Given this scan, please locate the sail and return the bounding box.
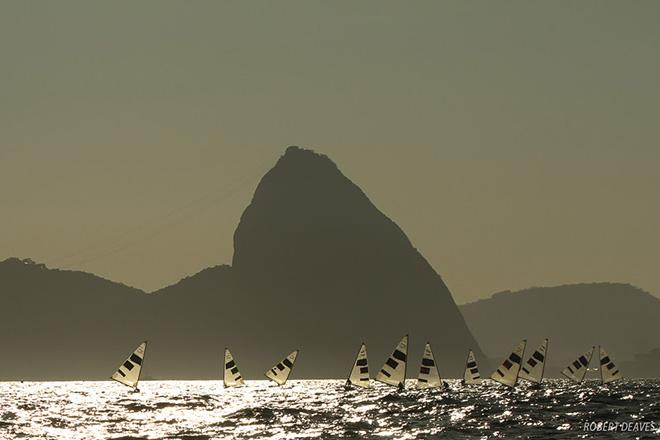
[599,346,623,384]
[375,335,408,388]
[490,339,527,387]
[519,338,548,384]
[463,350,482,384]
[347,343,370,388]
[264,350,298,386]
[561,347,594,383]
[416,342,442,389]
[111,341,147,389]
[223,348,245,387]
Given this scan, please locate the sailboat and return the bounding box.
[416,342,443,389]
[264,350,299,386]
[519,338,549,385]
[346,343,370,388]
[598,346,623,384]
[462,349,482,385]
[111,341,147,392]
[223,348,245,387]
[375,335,408,389]
[490,339,527,388]
[561,346,595,383]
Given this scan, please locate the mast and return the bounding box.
[598,345,604,384]
[540,339,548,382]
[135,340,147,389]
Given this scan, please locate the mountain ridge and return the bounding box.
[2,147,658,379]
[459,282,660,377]
[0,146,488,379]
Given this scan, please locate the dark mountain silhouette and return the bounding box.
[459,283,660,377]
[0,146,488,379]
[228,146,486,378]
[0,257,150,380]
[621,349,660,378]
[147,146,487,378]
[141,265,240,379]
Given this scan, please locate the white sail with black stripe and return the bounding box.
[599,346,622,384]
[375,335,408,388]
[463,350,482,384]
[416,342,442,389]
[347,343,370,388]
[519,338,548,384]
[490,339,526,388]
[111,341,147,389]
[264,350,298,386]
[561,346,594,383]
[223,348,245,387]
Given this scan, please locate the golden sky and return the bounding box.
[1,1,659,302]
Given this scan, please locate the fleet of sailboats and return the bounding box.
[108,337,624,392]
[561,346,622,384]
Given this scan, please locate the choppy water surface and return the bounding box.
[1,379,658,439]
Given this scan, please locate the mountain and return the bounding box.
[621,349,660,378]
[0,257,149,380]
[140,264,238,379]
[0,146,488,380]
[459,283,660,377]
[149,146,488,378]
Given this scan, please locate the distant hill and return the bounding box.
[459,283,660,377]
[0,146,487,380]
[0,257,149,380]
[621,349,660,378]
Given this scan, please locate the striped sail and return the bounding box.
[223,348,245,387]
[375,335,408,388]
[519,338,548,384]
[347,343,370,388]
[599,346,622,384]
[264,350,298,386]
[111,341,147,389]
[490,339,527,388]
[561,347,594,383]
[416,342,442,389]
[463,350,482,384]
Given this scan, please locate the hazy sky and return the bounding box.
[1,1,659,302]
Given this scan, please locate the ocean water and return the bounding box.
[0,379,658,439]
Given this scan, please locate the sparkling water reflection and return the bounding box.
[0,379,658,439]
